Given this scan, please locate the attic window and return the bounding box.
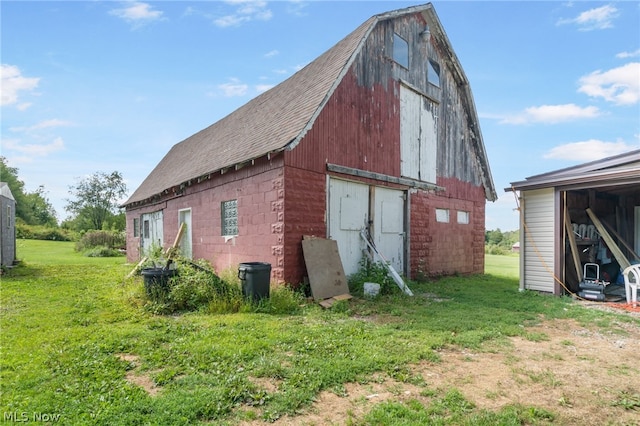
[393,33,409,68]
[221,199,238,236]
[428,59,440,87]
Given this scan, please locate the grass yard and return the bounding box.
[1,240,639,425]
[484,253,519,279]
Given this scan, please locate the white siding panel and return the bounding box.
[521,188,555,293]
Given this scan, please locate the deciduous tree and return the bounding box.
[66,171,127,231]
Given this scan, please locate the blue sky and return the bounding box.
[2,1,639,231]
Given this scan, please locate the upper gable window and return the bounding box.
[393,33,409,68]
[428,59,440,87]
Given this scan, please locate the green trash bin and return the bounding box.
[238,262,271,301]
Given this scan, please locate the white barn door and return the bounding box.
[328,179,369,277]
[400,85,437,184]
[141,210,164,256]
[328,178,406,277]
[373,187,405,275]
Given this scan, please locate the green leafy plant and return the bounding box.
[348,257,398,296]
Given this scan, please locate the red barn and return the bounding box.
[122,3,497,284]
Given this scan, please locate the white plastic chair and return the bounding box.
[622,264,640,306]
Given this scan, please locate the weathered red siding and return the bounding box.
[286,72,400,176]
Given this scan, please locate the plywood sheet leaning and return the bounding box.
[586,208,631,270]
[301,236,350,301]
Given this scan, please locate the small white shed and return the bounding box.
[0,182,17,268]
[507,150,640,295]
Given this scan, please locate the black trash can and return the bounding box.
[238,262,271,301]
[141,267,177,299]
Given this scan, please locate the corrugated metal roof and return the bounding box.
[507,149,640,192]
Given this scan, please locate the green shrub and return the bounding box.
[16,223,75,241]
[75,230,125,252]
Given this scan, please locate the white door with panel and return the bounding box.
[328,178,406,277]
[328,179,369,277]
[141,210,164,256]
[373,187,405,274]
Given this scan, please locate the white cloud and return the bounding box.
[1,64,40,107]
[557,4,619,31]
[578,62,640,105]
[10,119,73,133]
[616,49,640,59]
[215,0,272,28]
[218,78,248,97]
[500,104,601,125]
[543,139,636,161]
[264,50,279,58]
[109,2,164,28]
[2,137,65,157]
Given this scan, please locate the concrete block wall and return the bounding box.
[409,177,486,277]
[283,166,327,284]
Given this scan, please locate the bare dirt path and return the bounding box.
[243,314,640,425]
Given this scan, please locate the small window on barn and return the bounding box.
[133,218,140,237]
[457,211,470,224]
[393,33,409,68]
[221,199,238,236]
[436,208,449,223]
[143,220,150,239]
[428,59,440,87]
[6,206,11,227]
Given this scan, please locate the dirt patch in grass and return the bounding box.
[241,316,640,425]
[117,353,160,397]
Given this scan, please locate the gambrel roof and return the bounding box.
[124,3,495,207]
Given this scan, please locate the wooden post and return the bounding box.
[564,208,582,282]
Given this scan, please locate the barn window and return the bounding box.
[436,208,449,223]
[428,59,440,87]
[221,199,238,236]
[6,206,11,228]
[143,220,150,238]
[393,33,409,68]
[133,217,140,237]
[457,211,470,224]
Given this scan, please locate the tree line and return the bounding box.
[1,156,126,240]
[485,228,519,255]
